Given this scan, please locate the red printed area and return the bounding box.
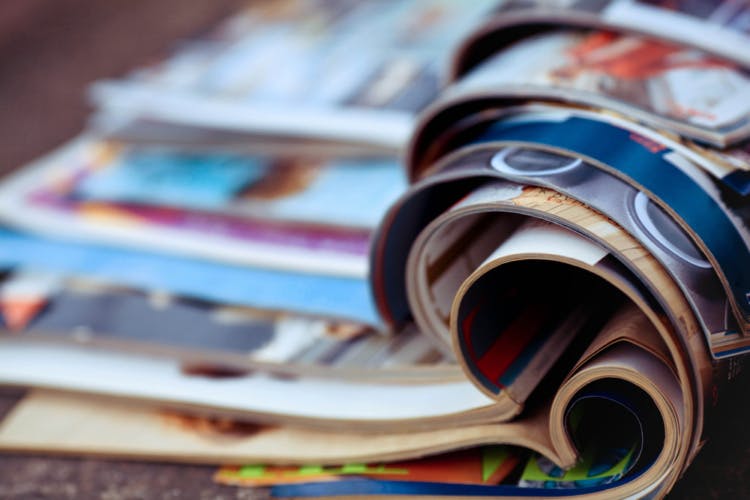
[463,302,547,388]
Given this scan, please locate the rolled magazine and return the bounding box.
[0,2,749,498]
[367,10,750,499]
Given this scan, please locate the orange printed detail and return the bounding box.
[559,31,733,81]
[629,133,666,154]
[1,299,47,331]
[669,103,717,122]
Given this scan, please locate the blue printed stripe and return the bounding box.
[271,477,633,497]
[0,228,378,324]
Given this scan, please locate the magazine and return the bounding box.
[0,136,406,278]
[453,0,750,91]
[450,28,750,149]
[91,0,498,150]
[0,1,749,499]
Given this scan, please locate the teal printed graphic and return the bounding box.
[78,150,268,209]
[76,150,407,228]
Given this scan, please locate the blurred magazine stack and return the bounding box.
[1,0,750,499]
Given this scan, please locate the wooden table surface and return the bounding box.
[0,1,748,498]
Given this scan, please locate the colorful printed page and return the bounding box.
[460,30,750,134]
[518,444,636,489]
[69,142,407,229]
[92,0,499,148]
[0,228,379,325]
[0,269,449,376]
[0,137,408,277]
[268,443,639,497]
[214,447,520,487]
[489,0,750,69]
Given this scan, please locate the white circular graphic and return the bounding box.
[490,148,582,176]
[631,191,711,269]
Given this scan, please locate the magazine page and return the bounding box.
[91,0,499,149]
[0,270,453,381]
[0,339,497,428]
[452,0,750,83]
[0,136,408,278]
[0,227,380,325]
[450,28,750,147]
[0,389,546,466]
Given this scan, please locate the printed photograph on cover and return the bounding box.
[460,30,750,133]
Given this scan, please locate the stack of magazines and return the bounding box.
[0,0,749,498]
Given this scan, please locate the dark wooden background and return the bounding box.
[0,1,748,498]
